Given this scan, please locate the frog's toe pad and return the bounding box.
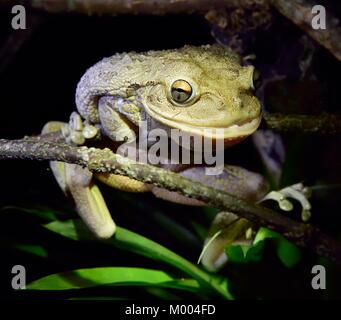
[93,222,116,239]
[259,183,312,222]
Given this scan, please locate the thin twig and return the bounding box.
[0,135,341,264]
[263,112,341,134]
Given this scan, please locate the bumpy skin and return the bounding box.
[76,45,261,143]
[45,45,266,271]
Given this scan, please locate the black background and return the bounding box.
[0,4,341,300]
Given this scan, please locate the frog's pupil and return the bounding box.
[172,89,188,102]
[171,80,192,103]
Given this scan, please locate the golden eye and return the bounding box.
[170,80,193,103]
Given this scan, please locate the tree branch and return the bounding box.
[1,135,341,264]
[0,0,240,15]
[271,0,341,62]
[2,0,341,61]
[263,112,341,134]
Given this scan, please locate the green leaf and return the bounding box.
[1,205,59,222]
[13,244,48,258]
[45,219,82,240]
[253,227,279,244]
[226,242,264,264]
[225,245,246,263]
[276,238,301,268]
[27,267,198,291]
[225,227,301,267]
[256,228,301,268]
[44,219,233,299]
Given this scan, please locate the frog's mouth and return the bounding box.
[144,106,262,142]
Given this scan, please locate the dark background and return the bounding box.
[0,3,341,300]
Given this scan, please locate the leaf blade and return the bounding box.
[44,219,233,299]
[27,267,196,291]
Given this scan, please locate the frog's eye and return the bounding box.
[170,80,193,104]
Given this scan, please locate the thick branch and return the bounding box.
[1,136,341,264]
[271,0,341,62]
[263,112,341,134]
[0,0,240,15]
[2,0,341,61]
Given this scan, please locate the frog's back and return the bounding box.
[75,45,242,123]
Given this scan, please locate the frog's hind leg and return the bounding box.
[42,121,116,239]
[95,172,151,193]
[199,211,253,272]
[65,164,116,238]
[42,121,70,193]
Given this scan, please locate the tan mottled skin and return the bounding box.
[44,45,267,270]
[76,45,261,141]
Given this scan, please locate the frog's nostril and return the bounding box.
[216,101,225,111]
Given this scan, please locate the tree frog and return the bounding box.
[42,45,307,271]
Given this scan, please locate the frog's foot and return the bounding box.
[62,111,100,145]
[199,211,253,272]
[200,182,312,271]
[42,120,115,239]
[259,183,312,222]
[65,163,116,239]
[51,161,116,238]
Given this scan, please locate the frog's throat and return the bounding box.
[143,107,262,140]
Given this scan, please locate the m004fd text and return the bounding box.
[169,304,215,315]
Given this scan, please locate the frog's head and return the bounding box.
[141,45,262,146]
[76,45,261,146]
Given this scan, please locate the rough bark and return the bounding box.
[1,135,341,264]
[263,112,341,134]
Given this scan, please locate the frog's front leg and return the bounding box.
[42,119,116,239]
[93,95,152,193]
[260,183,312,222]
